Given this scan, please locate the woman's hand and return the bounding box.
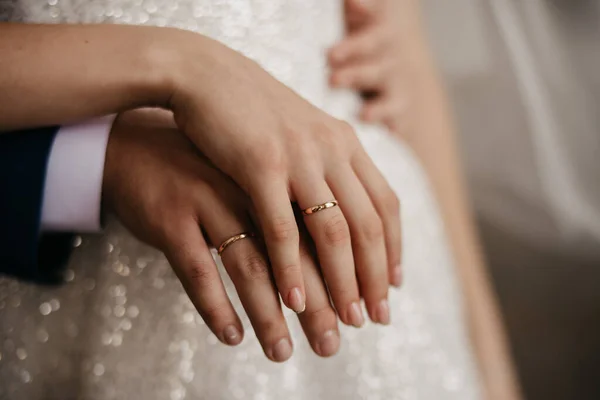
[329,0,420,135]
[160,31,402,323]
[102,110,341,361]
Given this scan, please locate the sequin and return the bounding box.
[73,236,82,247]
[113,305,125,318]
[36,329,49,343]
[126,305,139,318]
[15,348,27,360]
[93,363,105,377]
[38,303,51,316]
[64,269,75,282]
[20,370,31,383]
[49,299,60,312]
[0,1,481,399]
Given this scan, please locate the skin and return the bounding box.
[329,0,416,135]
[0,23,401,326]
[103,109,341,361]
[330,1,523,399]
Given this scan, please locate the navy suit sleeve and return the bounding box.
[0,127,73,284]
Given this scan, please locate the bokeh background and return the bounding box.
[422,0,600,399]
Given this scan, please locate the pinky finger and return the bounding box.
[352,151,403,288]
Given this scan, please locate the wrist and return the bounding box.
[131,27,182,108]
[140,28,208,108]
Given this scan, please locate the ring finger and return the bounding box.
[292,172,364,328]
[199,197,294,363]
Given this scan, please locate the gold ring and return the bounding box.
[217,232,255,256]
[302,200,339,216]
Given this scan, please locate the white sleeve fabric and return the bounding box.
[41,115,116,232]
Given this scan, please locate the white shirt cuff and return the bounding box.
[41,115,116,232]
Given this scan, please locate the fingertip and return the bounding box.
[366,298,390,325]
[269,337,294,362]
[222,324,244,346]
[315,329,340,357]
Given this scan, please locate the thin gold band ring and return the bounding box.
[302,200,339,216]
[217,232,255,256]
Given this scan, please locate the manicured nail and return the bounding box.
[392,265,402,287]
[377,299,390,325]
[288,287,306,313]
[348,301,365,327]
[316,330,340,357]
[223,325,242,346]
[271,338,293,362]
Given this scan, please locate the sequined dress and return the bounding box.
[0,1,481,399]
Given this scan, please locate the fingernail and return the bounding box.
[223,325,242,346]
[392,265,402,287]
[348,301,365,327]
[288,287,306,313]
[271,338,293,362]
[377,299,390,325]
[316,330,340,357]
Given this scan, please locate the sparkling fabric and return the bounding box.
[0,1,482,399]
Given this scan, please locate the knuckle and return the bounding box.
[336,120,356,139]
[186,260,216,289]
[296,140,318,160]
[255,319,284,340]
[266,218,299,243]
[330,285,357,302]
[303,303,334,320]
[237,253,271,281]
[358,216,384,244]
[277,262,301,279]
[250,143,286,173]
[200,301,231,326]
[323,213,351,247]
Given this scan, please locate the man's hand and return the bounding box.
[102,111,341,361]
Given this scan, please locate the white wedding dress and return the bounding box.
[0,1,481,399]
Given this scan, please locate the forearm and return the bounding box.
[401,15,523,400]
[0,23,177,130]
